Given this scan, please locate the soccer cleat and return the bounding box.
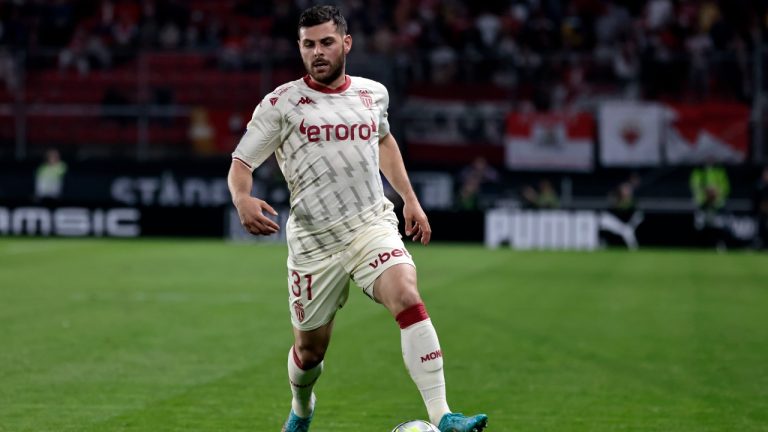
[281,410,313,432]
[438,412,489,432]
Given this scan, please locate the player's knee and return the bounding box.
[393,288,422,315]
[392,273,421,313]
[376,264,422,315]
[401,289,422,308]
[294,343,326,369]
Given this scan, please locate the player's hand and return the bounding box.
[234,196,280,236]
[403,196,431,245]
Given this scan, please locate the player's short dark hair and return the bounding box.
[298,5,348,37]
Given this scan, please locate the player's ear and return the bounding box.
[343,34,352,54]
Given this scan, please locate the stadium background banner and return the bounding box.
[503,111,595,172]
[0,203,226,237]
[598,101,664,167]
[399,96,509,164]
[2,199,757,250]
[664,102,749,165]
[485,209,756,250]
[0,160,758,247]
[598,101,751,167]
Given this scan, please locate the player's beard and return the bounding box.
[307,53,345,86]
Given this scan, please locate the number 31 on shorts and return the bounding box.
[290,270,314,300]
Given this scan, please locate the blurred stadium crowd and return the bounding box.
[0,0,767,248]
[0,0,762,101]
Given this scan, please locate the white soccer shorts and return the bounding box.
[286,220,415,331]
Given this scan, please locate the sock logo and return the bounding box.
[289,377,319,389]
[420,349,442,363]
[368,248,411,269]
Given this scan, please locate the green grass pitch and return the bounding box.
[1,238,767,431]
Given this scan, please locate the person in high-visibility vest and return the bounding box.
[690,163,730,211]
[690,163,730,249]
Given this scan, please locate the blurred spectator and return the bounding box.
[456,157,499,210]
[755,166,768,249]
[58,24,113,74]
[609,180,637,222]
[0,48,18,92]
[690,162,730,249]
[690,162,730,212]
[602,175,645,250]
[2,0,757,103]
[189,107,215,155]
[522,179,560,209]
[35,149,67,203]
[646,0,674,31]
[610,172,641,217]
[613,37,641,97]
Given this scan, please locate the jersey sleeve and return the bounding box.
[378,84,391,139]
[232,97,283,172]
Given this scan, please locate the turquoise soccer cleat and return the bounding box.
[437,412,489,432]
[281,410,313,432]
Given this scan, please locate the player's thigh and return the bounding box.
[287,256,350,332]
[372,263,422,316]
[348,224,417,305]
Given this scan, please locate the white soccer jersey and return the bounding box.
[233,75,398,261]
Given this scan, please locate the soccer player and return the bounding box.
[227,5,488,432]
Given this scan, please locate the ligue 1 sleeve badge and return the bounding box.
[358,89,373,108]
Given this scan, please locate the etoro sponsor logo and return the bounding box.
[367,247,411,269]
[0,207,140,237]
[299,117,378,143]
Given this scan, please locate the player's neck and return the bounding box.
[305,73,349,92]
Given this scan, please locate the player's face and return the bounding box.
[298,21,351,86]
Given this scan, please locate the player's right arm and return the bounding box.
[228,89,287,235]
[228,160,279,235]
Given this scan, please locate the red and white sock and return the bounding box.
[287,346,321,418]
[397,303,451,425]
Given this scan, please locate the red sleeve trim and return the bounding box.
[232,157,252,169]
[396,303,430,329]
[303,74,352,94]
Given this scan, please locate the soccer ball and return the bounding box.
[391,420,440,432]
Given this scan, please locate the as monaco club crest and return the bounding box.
[621,122,641,146]
[293,300,305,323]
[358,89,373,108]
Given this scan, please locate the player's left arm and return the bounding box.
[379,132,431,245]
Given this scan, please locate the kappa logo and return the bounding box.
[296,96,315,105]
[269,97,279,106]
[367,247,411,269]
[420,349,442,363]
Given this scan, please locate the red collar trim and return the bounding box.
[303,74,351,94]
